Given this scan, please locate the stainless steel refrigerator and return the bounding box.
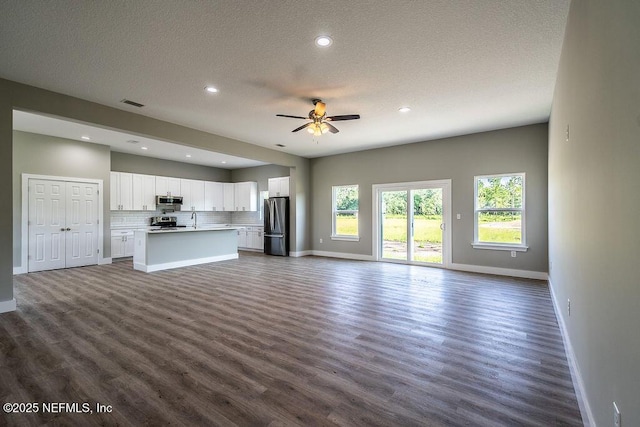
[264,197,289,256]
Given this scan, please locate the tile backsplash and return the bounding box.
[110,209,262,228]
[110,210,231,228]
[231,211,261,225]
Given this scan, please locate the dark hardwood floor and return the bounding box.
[1,253,583,426]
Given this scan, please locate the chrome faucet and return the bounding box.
[191,211,197,228]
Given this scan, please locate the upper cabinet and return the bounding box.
[223,182,235,211]
[268,176,290,197]
[234,181,258,211]
[110,172,133,210]
[204,181,224,211]
[181,179,205,212]
[155,176,181,196]
[132,174,156,211]
[111,172,258,212]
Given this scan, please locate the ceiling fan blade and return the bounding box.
[325,122,339,134]
[314,101,326,117]
[291,122,313,132]
[276,114,309,119]
[326,114,360,121]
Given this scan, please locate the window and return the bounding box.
[332,184,359,240]
[473,173,527,251]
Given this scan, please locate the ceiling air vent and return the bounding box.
[120,99,145,108]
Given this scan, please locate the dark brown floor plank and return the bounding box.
[1,253,583,426]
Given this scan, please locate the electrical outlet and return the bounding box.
[614,402,621,427]
[456,213,461,220]
[567,299,571,316]
[319,238,323,244]
[566,124,570,141]
[510,251,516,258]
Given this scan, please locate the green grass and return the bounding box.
[478,225,521,243]
[338,214,521,245]
[335,215,358,236]
[383,215,442,244]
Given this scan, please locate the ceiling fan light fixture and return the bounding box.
[315,35,333,47]
[320,123,329,134]
[307,126,315,134]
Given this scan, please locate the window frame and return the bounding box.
[331,184,360,241]
[472,173,528,252]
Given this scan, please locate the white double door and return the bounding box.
[28,179,99,272]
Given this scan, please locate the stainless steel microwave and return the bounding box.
[156,195,183,206]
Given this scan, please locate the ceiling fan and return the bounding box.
[277,99,360,136]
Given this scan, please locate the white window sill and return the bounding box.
[331,235,360,242]
[472,242,528,252]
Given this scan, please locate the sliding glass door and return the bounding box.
[376,180,450,267]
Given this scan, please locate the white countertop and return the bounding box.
[143,226,238,234]
[112,223,241,230]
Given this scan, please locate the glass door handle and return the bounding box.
[440,223,445,230]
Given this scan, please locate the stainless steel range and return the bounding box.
[149,216,185,230]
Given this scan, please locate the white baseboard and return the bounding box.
[134,253,238,273]
[0,298,17,313]
[15,258,112,274]
[290,250,312,257]
[311,250,375,261]
[449,262,548,280]
[548,277,594,427]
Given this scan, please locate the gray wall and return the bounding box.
[13,131,112,266]
[311,124,549,273]
[549,0,640,425]
[0,87,12,303]
[231,164,290,191]
[111,152,231,182]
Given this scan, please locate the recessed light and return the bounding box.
[141,146,148,150]
[185,154,191,158]
[81,135,91,140]
[204,86,218,93]
[398,107,411,113]
[315,35,333,47]
[221,161,227,164]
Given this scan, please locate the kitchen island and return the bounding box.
[133,227,238,272]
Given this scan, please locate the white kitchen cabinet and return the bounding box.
[156,176,181,196]
[180,179,205,211]
[250,227,264,250]
[238,226,264,250]
[234,181,258,211]
[110,172,133,210]
[204,181,224,211]
[236,227,247,248]
[268,176,290,197]
[132,173,156,211]
[111,229,135,258]
[223,182,235,211]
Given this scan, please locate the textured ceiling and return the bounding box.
[0,0,569,160]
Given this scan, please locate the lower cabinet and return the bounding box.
[111,230,135,258]
[237,226,264,251]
